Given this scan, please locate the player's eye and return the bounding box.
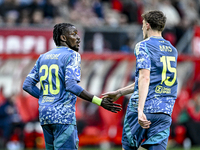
[71,32,76,36]
[69,33,76,36]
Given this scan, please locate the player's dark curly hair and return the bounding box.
[53,23,74,46]
[142,10,166,31]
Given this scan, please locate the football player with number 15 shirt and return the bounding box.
[103,10,178,150]
[23,23,121,150]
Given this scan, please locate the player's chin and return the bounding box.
[73,46,79,52]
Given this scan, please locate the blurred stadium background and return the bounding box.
[0,0,200,150]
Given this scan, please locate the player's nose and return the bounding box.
[76,36,80,43]
[77,35,80,40]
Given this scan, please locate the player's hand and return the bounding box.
[102,90,122,102]
[101,97,122,113]
[138,110,151,129]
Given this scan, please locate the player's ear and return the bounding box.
[60,35,67,42]
[146,23,151,30]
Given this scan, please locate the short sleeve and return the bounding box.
[65,52,81,82]
[135,42,151,70]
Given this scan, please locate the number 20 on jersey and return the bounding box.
[40,64,60,95]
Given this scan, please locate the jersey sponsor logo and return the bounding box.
[75,68,80,77]
[41,96,55,103]
[155,85,171,94]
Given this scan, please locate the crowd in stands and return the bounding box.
[0,88,41,149]
[0,0,199,48]
[0,0,199,28]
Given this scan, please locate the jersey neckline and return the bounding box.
[150,36,163,39]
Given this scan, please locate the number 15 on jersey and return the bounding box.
[160,56,177,87]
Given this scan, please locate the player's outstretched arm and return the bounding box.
[102,90,122,102]
[79,90,122,113]
[65,79,122,113]
[102,83,135,102]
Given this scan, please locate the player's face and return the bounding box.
[65,26,81,52]
[142,20,148,39]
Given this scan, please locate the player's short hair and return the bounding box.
[142,10,166,31]
[53,23,74,46]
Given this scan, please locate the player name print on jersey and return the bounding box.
[159,45,172,52]
[45,54,61,59]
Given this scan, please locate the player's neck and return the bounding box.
[60,41,70,48]
[148,30,162,38]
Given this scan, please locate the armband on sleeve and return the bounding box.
[92,96,102,106]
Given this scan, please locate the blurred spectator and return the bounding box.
[122,0,138,23]
[171,0,185,19]
[157,0,182,46]
[182,0,199,28]
[121,0,143,24]
[134,0,144,24]
[158,0,181,28]
[85,32,112,52]
[19,0,45,6]
[163,30,177,46]
[68,0,77,8]
[104,9,120,27]
[144,0,159,12]
[19,0,33,5]
[70,0,103,27]
[4,10,19,26]
[0,0,20,24]
[120,37,133,53]
[0,94,22,148]
[18,9,31,26]
[27,0,44,19]
[0,0,198,35]
[119,13,128,26]
[31,9,44,25]
[183,92,200,145]
[93,0,104,19]
[43,0,60,22]
[111,0,123,12]
[53,15,65,24]
[57,0,70,22]
[173,91,200,146]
